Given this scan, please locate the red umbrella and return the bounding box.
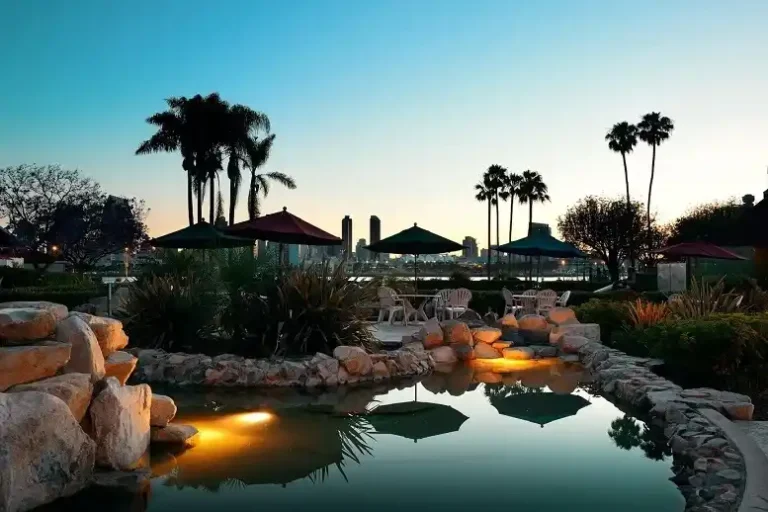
[654,242,747,260]
[226,207,341,246]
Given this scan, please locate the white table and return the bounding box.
[395,294,443,323]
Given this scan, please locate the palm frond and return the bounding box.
[264,172,296,189]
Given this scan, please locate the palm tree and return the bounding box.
[637,112,674,232]
[605,122,638,207]
[222,104,271,225]
[518,170,550,234]
[475,177,494,279]
[485,165,507,265]
[243,135,296,219]
[499,172,522,269]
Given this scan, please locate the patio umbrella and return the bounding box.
[227,207,342,246]
[150,221,254,249]
[495,233,587,282]
[654,242,747,288]
[364,223,464,286]
[366,401,468,442]
[489,391,589,427]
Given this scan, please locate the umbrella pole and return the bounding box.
[414,254,418,292]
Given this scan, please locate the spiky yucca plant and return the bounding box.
[668,277,743,320]
[626,299,669,329]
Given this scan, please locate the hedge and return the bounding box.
[0,268,97,289]
[0,287,103,309]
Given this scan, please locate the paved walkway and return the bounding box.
[737,421,768,458]
[367,322,421,344]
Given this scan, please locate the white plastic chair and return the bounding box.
[536,289,558,315]
[433,289,454,320]
[444,288,472,319]
[503,287,522,316]
[556,290,571,307]
[520,289,538,316]
[377,287,403,323]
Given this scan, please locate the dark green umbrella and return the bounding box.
[490,392,589,427]
[366,401,468,442]
[150,221,254,249]
[365,223,464,285]
[494,233,586,283]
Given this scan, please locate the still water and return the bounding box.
[62,361,685,511]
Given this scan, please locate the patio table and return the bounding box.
[396,294,443,322]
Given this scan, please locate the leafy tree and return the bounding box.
[558,196,651,281]
[605,122,638,207]
[474,176,494,279]
[485,165,507,264]
[637,112,674,232]
[668,199,753,246]
[518,170,550,234]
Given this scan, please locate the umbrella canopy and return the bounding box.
[150,221,254,249]
[227,207,341,246]
[654,242,747,261]
[495,232,587,258]
[365,224,464,255]
[489,391,589,426]
[366,401,468,441]
[0,226,19,248]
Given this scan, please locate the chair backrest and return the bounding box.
[536,289,558,309]
[558,290,571,306]
[378,287,398,307]
[502,287,516,305]
[520,289,537,310]
[437,289,453,305]
[450,288,472,307]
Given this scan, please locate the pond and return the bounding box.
[62,360,686,511]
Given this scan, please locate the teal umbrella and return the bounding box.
[489,391,589,427]
[150,221,254,249]
[494,233,586,282]
[366,401,468,442]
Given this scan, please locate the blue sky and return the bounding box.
[2,1,768,245]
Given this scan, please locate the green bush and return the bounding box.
[0,268,44,288]
[0,287,101,308]
[573,299,630,341]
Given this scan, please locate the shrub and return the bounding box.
[667,277,743,319]
[626,299,669,329]
[573,299,630,342]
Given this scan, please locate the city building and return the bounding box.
[480,248,489,260]
[369,215,381,262]
[341,215,353,257]
[462,236,478,259]
[355,238,368,262]
[529,222,551,236]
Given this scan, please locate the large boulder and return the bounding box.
[58,315,105,382]
[0,391,95,512]
[430,346,458,364]
[418,317,444,349]
[8,373,93,422]
[502,347,535,360]
[498,314,519,329]
[546,307,579,326]
[518,314,550,332]
[150,424,199,446]
[456,309,485,328]
[553,323,601,342]
[104,351,138,385]
[560,335,589,354]
[72,313,129,358]
[0,341,71,391]
[453,344,475,361]
[89,378,151,470]
[150,394,177,427]
[333,346,373,376]
[473,343,502,359]
[441,320,473,345]
[0,308,57,343]
[471,326,502,345]
[0,301,68,322]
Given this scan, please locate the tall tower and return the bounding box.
[342,215,353,257]
[369,215,381,262]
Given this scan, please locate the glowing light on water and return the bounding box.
[236,411,273,424]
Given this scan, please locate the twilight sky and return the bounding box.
[2,1,767,247]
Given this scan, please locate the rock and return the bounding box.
[474,342,501,359]
[440,320,473,345]
[0,341,71,391]
[419,317,444,349]
[8,373,93,422]
[560,335,589,354]
[0,301,68,322]
[475,372,502,384]
[553,323,601,342]
[559,354,580,363]
[518,314,549,332]
[315,357,340,383]
[150,394,177,427]
[372,361,390,380]
[333,346,373,376]
[533,345,558,358]
[453,344,475,361]
[91,468,151,494]
[58,315,106,382]
[445,365,474,395]
[545,307,578,326]
[0,391,95,511]
[499,314,519,329]
[430,346,458,364]
[715,469,741,482]
[72,313,129,358]
[0,307,57,342]
[483,311,499,326]
[503,347,535,360]
[500,329,525,344]
[724,402,754,421]
[492,341,511,351]
[471,326,502,345]
[456,309,484,326]
[89,377,151,470]
[104,351,138,385]
[150,424,199,446]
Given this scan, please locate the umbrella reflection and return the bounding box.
[485,383,590,427]
[367,401,469,442]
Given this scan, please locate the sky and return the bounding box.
[2,0,768,247]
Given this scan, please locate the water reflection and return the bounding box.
[485,383,590,427]
[367,402,468,442]
[607,414,672,461]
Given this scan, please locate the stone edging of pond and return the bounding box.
[128,343,433,388]
[578,341,758,512]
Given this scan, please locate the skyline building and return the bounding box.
[462,236,478,259]
[369,215,381,262]
[342,215,353,257]
[355,238,369,262]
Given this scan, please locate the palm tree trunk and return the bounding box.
[623,152,635,273]
[228,179,236,226]
[508,200,514,271]
[647,143,656,234]
[495,193,500,266]
[187,171,194,226]
[528,202,533,235]
[197,185,203,223]
[487,199,492,280]
[209,175,215,224]
[622,152,631,206]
